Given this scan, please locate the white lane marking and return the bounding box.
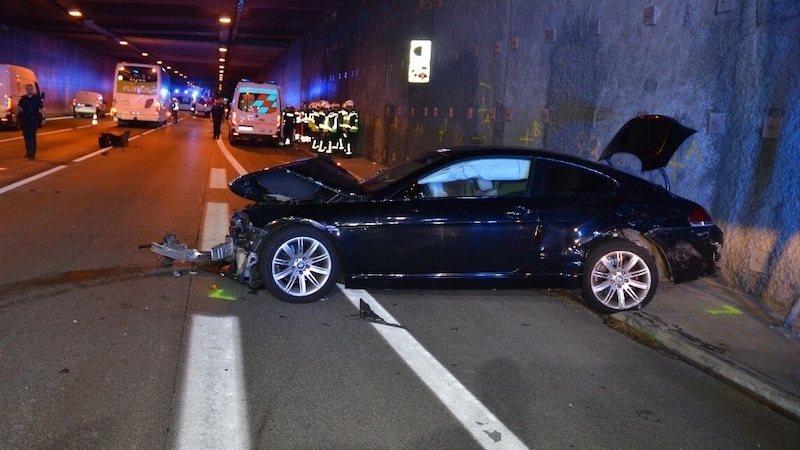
[37,128,72,136]
[0,127,72,142]
[200,202,229,251]
[73,131,143,162]
[175,315,250,450]
[216,139,247,176]
[339,287,529,449]
[209,168,228,189]
[0,166,67,195]
[74,147,112,161]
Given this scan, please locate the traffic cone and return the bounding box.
[92,113,98,126]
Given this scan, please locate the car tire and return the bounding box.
[259,225,339,303]
[581,239,658,314]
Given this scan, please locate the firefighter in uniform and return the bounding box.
[318,101,338,154]
[309,101,323,152]
[329,102,342,153]
[338,99,359,157]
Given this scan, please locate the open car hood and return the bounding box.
[599,115,696,171]
[229,156,366,202]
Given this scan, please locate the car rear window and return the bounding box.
[533,158,617,195]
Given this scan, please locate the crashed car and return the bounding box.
[153,115,723,314]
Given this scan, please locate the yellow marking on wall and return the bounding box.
[439,118,449,143]
[413,122,424,139]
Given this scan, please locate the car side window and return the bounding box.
[416,158,531,199]
[532,158,617,195]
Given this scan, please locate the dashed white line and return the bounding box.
[174,315,250,450]
[200,202,229,251]
[209,168,228,189]
[0,166,67,195]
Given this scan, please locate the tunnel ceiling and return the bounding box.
[3,0,345,93]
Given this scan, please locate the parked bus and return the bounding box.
[229,81,282,144]
[112,63,170,126]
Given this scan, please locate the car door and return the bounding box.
[527,157,618,279]
[361,157,539,277]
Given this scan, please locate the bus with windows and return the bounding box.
[112,63,170,126]
[228,81,282,144]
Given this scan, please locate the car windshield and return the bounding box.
[360,150,449,192]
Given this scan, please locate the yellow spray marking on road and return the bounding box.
[706,305,743,315]
[209,285,236,301]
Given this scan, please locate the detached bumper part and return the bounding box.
[150,234,234,264]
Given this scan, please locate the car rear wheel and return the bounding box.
[259,226,339,303]
[582,239,658,314]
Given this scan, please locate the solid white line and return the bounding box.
[0,166,67,195]
[339,287,530,449]
[200,202,229,251]
[209,168,228,189]
[216,139,248,176]
[175,315,250,450]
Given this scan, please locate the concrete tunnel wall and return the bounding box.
[2,1,799,311]
[0,25,116,116]
[271,0,800,312]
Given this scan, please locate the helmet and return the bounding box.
[343,100,355,109]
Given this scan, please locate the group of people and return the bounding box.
[282,99,360,157]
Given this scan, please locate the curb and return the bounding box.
[610,310,800,422]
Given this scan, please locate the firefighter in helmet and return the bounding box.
[338,99,359,157]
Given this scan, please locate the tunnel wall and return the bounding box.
[297,0,800,310]
[0,24,116,117]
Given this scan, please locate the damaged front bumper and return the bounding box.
[151,233,236,265]
[151,226,264,288]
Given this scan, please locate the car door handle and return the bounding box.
[506,205,533,219]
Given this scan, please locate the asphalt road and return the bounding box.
[1,116,797,449]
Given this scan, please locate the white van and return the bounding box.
[0,64,45,129]
[73,91,107,118]
[229,81,282,144]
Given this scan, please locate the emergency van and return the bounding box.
[228,81,282,144]
[0,64,45,129]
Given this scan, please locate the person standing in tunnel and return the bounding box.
[171,98,179,123]
[17,84,44,159]
[211,98,225,139]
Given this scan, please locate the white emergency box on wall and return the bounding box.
[408,40,432,83]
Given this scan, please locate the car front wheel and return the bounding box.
[582,239,658,314]
[259,226,339,303]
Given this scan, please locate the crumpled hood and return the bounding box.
[228,156,366,202]
[600,115,696,171]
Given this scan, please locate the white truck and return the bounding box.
[0,64,45,129]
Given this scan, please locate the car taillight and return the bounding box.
[689,206,714,227]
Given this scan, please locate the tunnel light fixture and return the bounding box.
[119,40,128,46]
[219,47,227,52]
[219,17,231,24]
[141,52,149,57]
[68,9,82,18]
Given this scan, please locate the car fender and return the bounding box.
[583,229,670,282]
